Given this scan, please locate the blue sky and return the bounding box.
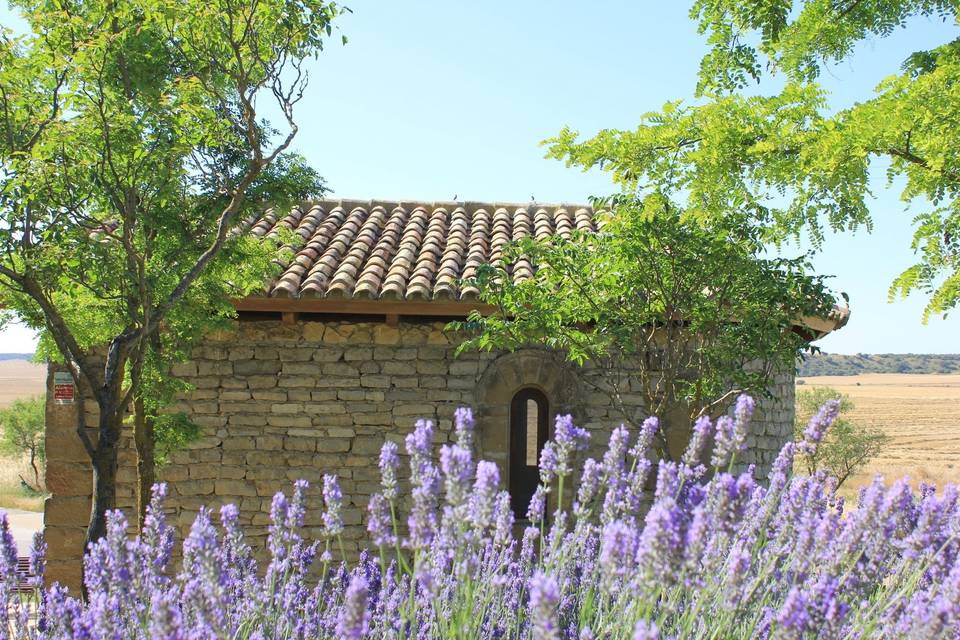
[0,1,957,354]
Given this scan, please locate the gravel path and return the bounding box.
[3,508,42,554]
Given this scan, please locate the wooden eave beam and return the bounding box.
[232,296,496,318]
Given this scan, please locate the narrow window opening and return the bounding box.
[510,388,549,519]
[525,398,539,466]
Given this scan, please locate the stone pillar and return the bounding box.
[43,364,92,593]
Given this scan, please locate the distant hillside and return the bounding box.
[799,353,960,377]
[0,353,34,362]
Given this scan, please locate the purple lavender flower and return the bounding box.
[635,498,682,590]
[337,574,371,639]
[288,479,310,529]
[527,485,547,524]
[629,416,660,459]
[28,530,46,584]
[799,399,841,455]
[775,586,811,638]
[11,405,960,639]
[723,542,752,608]
[471,461,500,530]
[149,590,185,640]
[575,458,603,518]
[142,483,174,580]
[323,474,344,537]
[734,394,755,432]
[539,442,559,485]
[553,414,590,477]
[683,416,713,466]
[181,507,226,631]
[367,493,396,547]
[0,513,16,584]
[493,491,514,544]
[633,619,659,640]
[440,443,473,508]
[454,406,475,449]
[602,425,630,476]
[405,422,441,550]
[710,416,737,468]
[379,440,400,501]
[528,571,560,640]
[406,418,434,459]
[268,490,290,558]
[599,520,637,593]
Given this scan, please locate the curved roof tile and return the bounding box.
[251,199,596,301]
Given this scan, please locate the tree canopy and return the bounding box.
[456,198,835,458]
[0,395,45,491]
[548,0,960,321]
[0,0,344,549]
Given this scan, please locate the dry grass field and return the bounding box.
[0,359,45,409]
[0,359,46,511]
[797,373,960,497]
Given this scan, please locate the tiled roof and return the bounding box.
[246,200,597,301]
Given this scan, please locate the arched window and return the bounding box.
[509,388,548,519]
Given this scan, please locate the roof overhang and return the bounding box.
[233,296,494,318]
[793,306,850,341]
[233,296,851,341]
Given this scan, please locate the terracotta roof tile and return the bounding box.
[249,199,596,301]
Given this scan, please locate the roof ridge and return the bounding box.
[300,198,594,211]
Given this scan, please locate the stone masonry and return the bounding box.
[43,318,796,591]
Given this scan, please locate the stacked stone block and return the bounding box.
[43,319,796,591]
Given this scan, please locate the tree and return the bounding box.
[794,386,889,487]
[548,1,960,321]
[0,0,344,556]
[455,197,835,459]
[0,395,45,491]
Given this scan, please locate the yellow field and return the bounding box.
[0,360,45,408]
[797,374,960,496]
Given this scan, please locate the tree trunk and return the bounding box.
[133,396,155,529]
[84,406,122,558]
[29,448,40,491]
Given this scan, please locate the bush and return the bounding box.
[0,395,45,491]
[3,399,958,638]
[795,387,889,488]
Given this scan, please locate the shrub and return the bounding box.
[795,386,890,488]
[3,399,959,638]
[0,395,45,491]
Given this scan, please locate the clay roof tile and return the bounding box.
[252,199,596,301]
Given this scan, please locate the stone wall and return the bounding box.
[43,318,796,591]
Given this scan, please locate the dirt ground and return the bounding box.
[797,373,960,497]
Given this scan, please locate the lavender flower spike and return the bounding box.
[379,440,400,501]
[527,485,547,524]
[529,571,561,640]
[337,574,371,639]
[454,406,475,449]
[629,416,660,459]
[682,416,713,466]
[322,474,344,537]
[471,461,500,530]
[633,619,659,640]
[799,399,841,455]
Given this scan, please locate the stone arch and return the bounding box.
[473,349,582,482]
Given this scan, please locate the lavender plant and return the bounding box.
[3,398,959,639]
